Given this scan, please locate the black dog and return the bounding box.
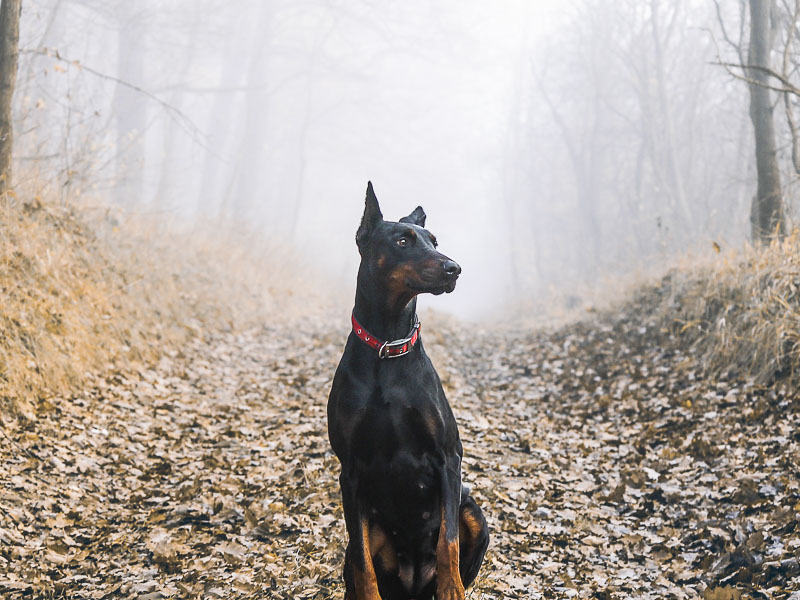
[327,182,488,600]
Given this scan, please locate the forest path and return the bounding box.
[1,311,798,599]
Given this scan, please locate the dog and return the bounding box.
[327,182,489,600]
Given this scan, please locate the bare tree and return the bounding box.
[0,0,21,194]
[506,0,761,292]
[648,0,693,229]
[112,1,147,205]
[219,1,275,222]
[746,0,787,242]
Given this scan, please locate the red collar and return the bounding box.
[351,312,421,359]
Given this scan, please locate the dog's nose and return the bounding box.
[443,260,461,277]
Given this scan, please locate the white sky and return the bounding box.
[282,0,563,317]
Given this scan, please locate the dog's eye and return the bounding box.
[430,236,438,248]
[397,237,409,247]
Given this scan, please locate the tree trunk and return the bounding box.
[0,0,21,194]
[153,31,196,207]
[650,0,693,232]
[197,37,242,216]
[113,2,146,205]
[219,2,274,222]
[747,0,786,242]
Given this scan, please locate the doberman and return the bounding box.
[327,182,489,600]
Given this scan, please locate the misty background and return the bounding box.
[12,0,792,317]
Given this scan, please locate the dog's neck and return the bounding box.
[353,270,418,343]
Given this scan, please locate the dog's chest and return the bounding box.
[355,403,443,534]
[352,382,446,458]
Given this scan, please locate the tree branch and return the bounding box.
[712,60,800,96]
[782,0,800,174]
[713,0,746,65]
[21,47,206,144]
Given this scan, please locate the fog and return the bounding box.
[13,0,794,317]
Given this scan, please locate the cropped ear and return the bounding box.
[399,206,426,227]
[356,181,383,248]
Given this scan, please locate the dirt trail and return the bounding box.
[1,310,798,599]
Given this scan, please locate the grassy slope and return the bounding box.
[619,236,800,389]
[0,192,311,422]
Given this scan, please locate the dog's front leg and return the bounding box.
[341,472,382,600]
[436,455,465,600]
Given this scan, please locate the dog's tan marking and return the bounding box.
[369,522,398,572]
[384,264,418,312]
[459,508,483,544]
[436,505,465,600]
[352,517,382,600]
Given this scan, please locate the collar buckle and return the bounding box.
[377,319,420,359]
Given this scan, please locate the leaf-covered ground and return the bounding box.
[1,306,799,599]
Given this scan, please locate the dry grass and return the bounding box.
[626,233,800,386]
[1,194,118,419]
[0,189,339,421]
[4,177,795,426]
[504,233,800,388]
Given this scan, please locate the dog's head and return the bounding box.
[356,182,461,300]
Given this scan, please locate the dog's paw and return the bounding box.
[436,581,465,600]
